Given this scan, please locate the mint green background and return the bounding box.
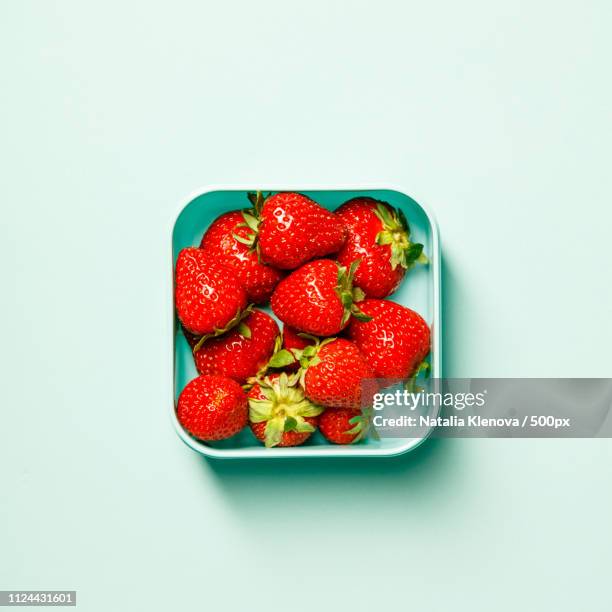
[1,1,611,611]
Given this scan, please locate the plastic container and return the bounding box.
[171,186,441,459]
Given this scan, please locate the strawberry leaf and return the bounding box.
[192,304,253,353]
[297,404,324,418]
[345,422,363,436]
[237,322,251,339]
[294,417,316,432]
[284,416,298,431]
[348,258,361,280]
[248,398,275,422]
[352,287,365,303]
[267,349,297,368]
[241,211,260,232]
[397,207,410,234]
[350,305,373,322]
[246,190,268,215]
[374,203,395,227]
[376,231,394,246]
[233,232,255,247]
[404,359,431,393]
[345,411,371,442]
[301,345,317,358]
[264,416,285,447]
[340,309,352,326]
[405,243,424,264]
[340,291,354,308]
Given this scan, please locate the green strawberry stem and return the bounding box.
[346,408,373,443]
[243,334,284,391]
[335,260,372,325]
[237,321,251,339]
[249,372,324,447]
[233,191,270,253]
[267,348,298,369]
[374,203,428,270]
[403,360,431,394]
[264,335,336,390]
[246,190,268,216]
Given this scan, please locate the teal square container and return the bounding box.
[171,186,441,459]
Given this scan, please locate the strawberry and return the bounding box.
[175,247,248,336]
[199,210,283,303]
[302,339,374,409]
[275,337,374,409]
[193,309,279,384]
[248,372,323,447]
[270,259,370,336]
[177,374,248,441]
[336,197,427,298]
[348,299,430,379]
[255,192,347,269]
[282,324,314,353]
[319,408,370,444]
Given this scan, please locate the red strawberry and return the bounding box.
[256,192,347,269]
[270,259,370,336]
[177,374,248,441]
[200,210,283,303]
[348,299,430,379]
[248,372,323,447]
[299,338,374,409]
[336,197,427,298]
[193,309,279,384]
[319,408,370,444]
[175,247,248,336]
[282,324,313,353]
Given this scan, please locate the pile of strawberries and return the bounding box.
[175,192,431,448]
